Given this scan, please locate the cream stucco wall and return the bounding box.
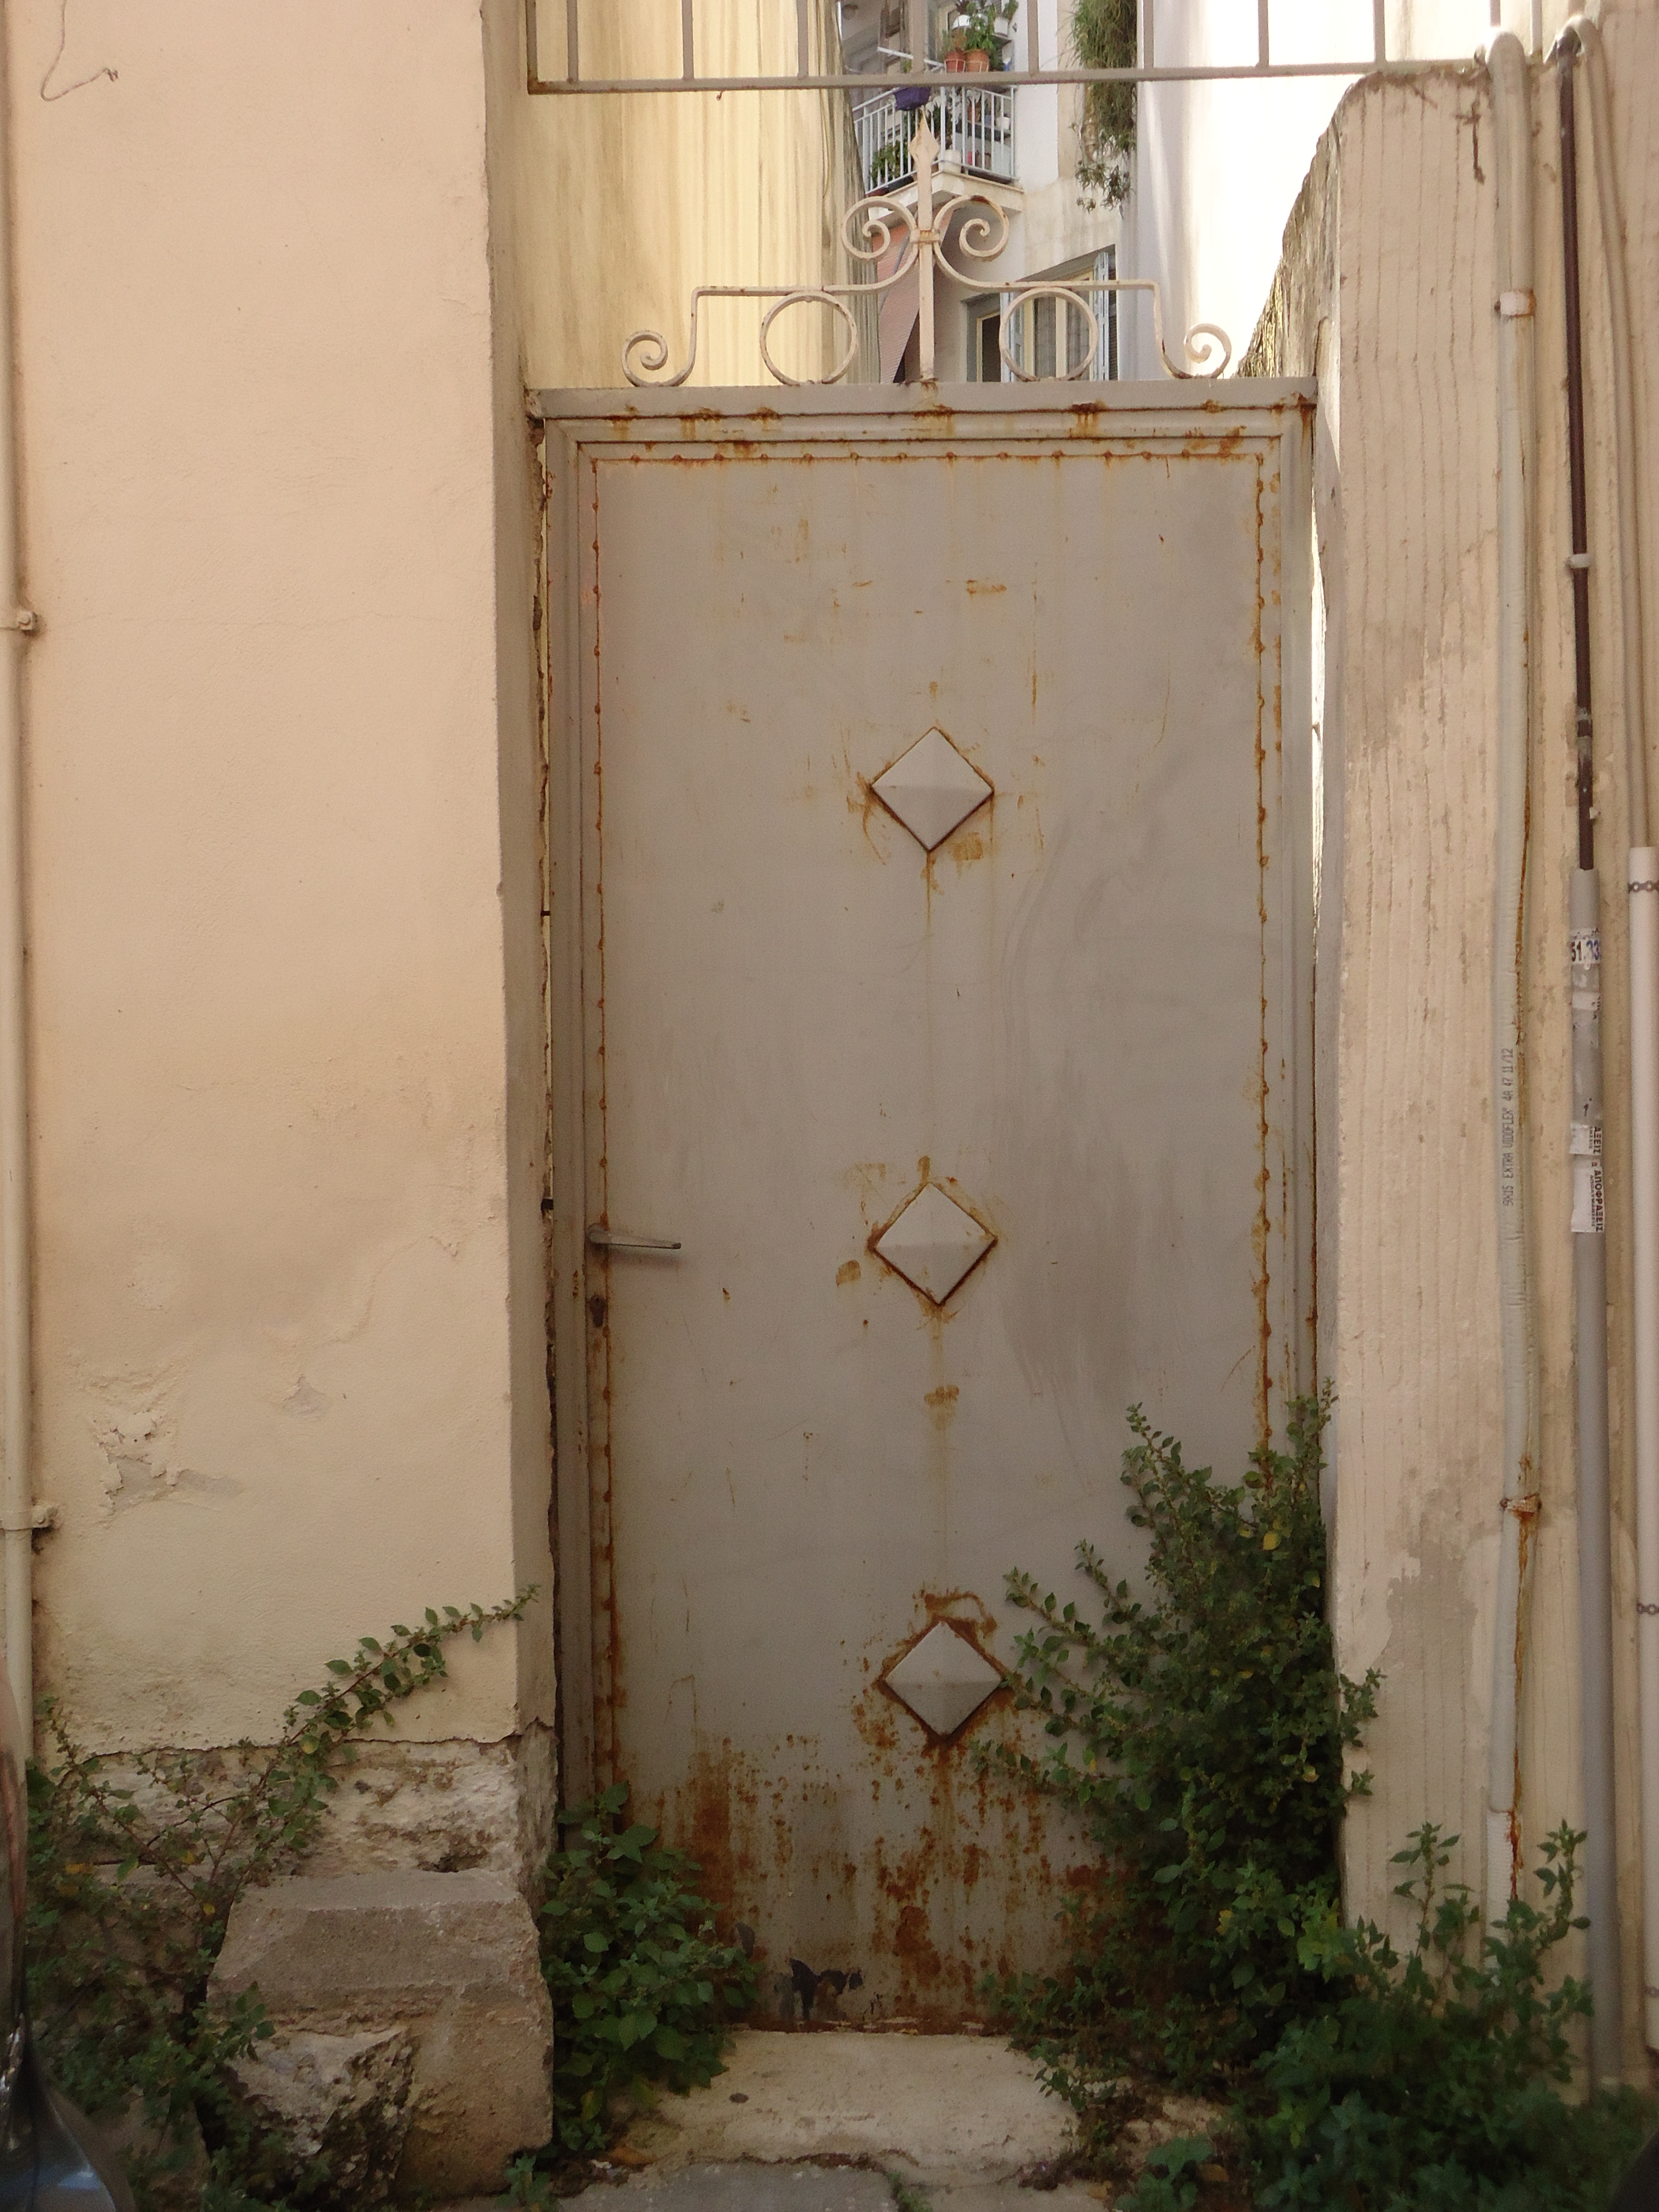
[3,0,845,1883]
[14,0,546,1773]
[1249,0,1659,2075]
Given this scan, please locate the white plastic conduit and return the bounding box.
[1560,9,1659,2051]
[0,2,31,1726]
[1486,31,1541,1928]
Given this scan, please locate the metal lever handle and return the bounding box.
[586,1225,682,1252]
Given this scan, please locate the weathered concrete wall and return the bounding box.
[1248,0,1659,2075]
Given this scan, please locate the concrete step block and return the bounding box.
[211,1869,552,2200]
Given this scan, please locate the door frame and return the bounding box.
[532,379,1317,1806]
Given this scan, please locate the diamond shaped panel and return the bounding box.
[874,1182,996,1305]
[873,728,993,852]
[883,1621,1004,1738]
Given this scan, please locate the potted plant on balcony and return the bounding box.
[949,1,1016,71]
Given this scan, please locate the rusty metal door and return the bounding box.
[539,383,1313,2023]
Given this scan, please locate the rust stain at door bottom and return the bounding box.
[650,1694,1091,2029]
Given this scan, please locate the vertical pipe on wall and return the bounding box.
[1632,840,1659,2052]
[1559,5,1659,2054]
[0,1,32,1725]
[1486,30,1541,1927]
[1556,31,1624,2087]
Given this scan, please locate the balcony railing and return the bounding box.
[854,83,1015,191]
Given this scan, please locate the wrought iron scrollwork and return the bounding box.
[622,122,1230,389]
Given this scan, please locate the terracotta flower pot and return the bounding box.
[964,46,992,70]
[945,46,968,70]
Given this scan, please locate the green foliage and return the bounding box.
[537,1785,758,2156]
[1072,0,1137,206]
[504,2151,559,2207]
[869,131,912,187]
[990,1402,1658,2203]
[1251,1822,1653,2210]
[1121,2135,1214,2212]
[27,1595,532,2210]
[887,2174,933,2212]
[988,1396,1377,2084]
[949,1,1017,62]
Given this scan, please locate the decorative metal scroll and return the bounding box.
[622,120,1230,390]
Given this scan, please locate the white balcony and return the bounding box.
[854,83,1016,192]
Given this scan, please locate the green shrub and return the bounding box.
[27,1596,531,2210]
[990,1401,1658,2202]
[537,1785,758,2156]
[1125,2134,1221,2212]
[987,1395,1377,2088]
[1251,1822,1652,2210]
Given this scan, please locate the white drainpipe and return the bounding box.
[1486,31,1541,1926]
[1561,11,1659,2051]
[0,2,33,1724]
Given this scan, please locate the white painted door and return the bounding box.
[542,385,1312,2023]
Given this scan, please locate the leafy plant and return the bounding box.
[536,1785,758,2156]
[990,1401,1658,2203]
[987,1395,1377,2087]
[868,130,914,187]
[1251,1822,1653,2210]
[949,1,1017,63]
[1072,0,1136,206]
[27,1594,532,2210]
[1122,2134,1214,2212]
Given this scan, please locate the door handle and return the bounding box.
[586,1226,683,1252]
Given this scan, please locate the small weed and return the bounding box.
[536,1785,758,2157]
[888,2174,932,2212]
[1250,1821,1653,2208]
[1122,2135,1213,2212]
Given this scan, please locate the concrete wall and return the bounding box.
[1248,0,1659,2074]
[4,0,842,1884]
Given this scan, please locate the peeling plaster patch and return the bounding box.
[282,1377,329,1419]
[95,1422,240,1513]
